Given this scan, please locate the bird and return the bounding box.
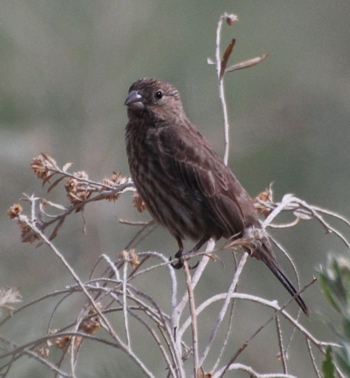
[124,77,309,315]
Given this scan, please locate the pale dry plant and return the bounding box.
[3,13,349,378]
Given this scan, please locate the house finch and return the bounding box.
[125,78,309,315]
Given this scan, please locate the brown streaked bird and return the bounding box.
[124,77,309,315]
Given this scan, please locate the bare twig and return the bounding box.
[199,253,249,367]
[183,261,199,376]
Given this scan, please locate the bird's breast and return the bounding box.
[125,123,223,241]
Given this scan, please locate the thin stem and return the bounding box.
[199,253,248,366]
[215,15,231,165]
[123,261,131,349]
[183,261,199,377]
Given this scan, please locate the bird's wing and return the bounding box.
[157,122,253,236]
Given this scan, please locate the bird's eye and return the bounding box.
[154,90,163,100]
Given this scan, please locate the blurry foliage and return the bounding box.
[320,256,350,377]
[322,346,336,378]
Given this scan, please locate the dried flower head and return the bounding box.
[19,220,41,244]
[50,306,103,353]
[7,203,23,219]
[197,367,213,377]
[102,172,124,187]
[37,344,51,358]
[31,153,58,184]
[52,332,82,351]
[65,171,92,206]
[102,172,127,201]
[120,248,140,266]
[254,185,274,217]
[0,287,21,315]
[79,305,103,334]
[133,192,146,212]
[53,334,73,350]
[37,338,53,358]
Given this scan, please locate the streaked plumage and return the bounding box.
[125,78,309,315]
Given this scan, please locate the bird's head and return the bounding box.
[124,78,184,122]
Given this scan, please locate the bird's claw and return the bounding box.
[188,260,199,270]
[170,250,199,270]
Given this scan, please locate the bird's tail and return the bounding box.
[257,244,309,315]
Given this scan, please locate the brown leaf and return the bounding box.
[42,172,56,187]
[47,176,66,193]
[40,152,58,169]
[49,217,64,241]
[225,54,268,73]
[220,39,236,79]
[41,200,67,211]
[62,162,73,172]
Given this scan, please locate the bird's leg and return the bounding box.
[171,237,185,270]
[171,237,209,270]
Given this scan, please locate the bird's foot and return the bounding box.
[170,249,199,270]
[170,249,184,269]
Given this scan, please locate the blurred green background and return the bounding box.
[1,1,349,376]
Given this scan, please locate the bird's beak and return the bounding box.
[124,90,145,110]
